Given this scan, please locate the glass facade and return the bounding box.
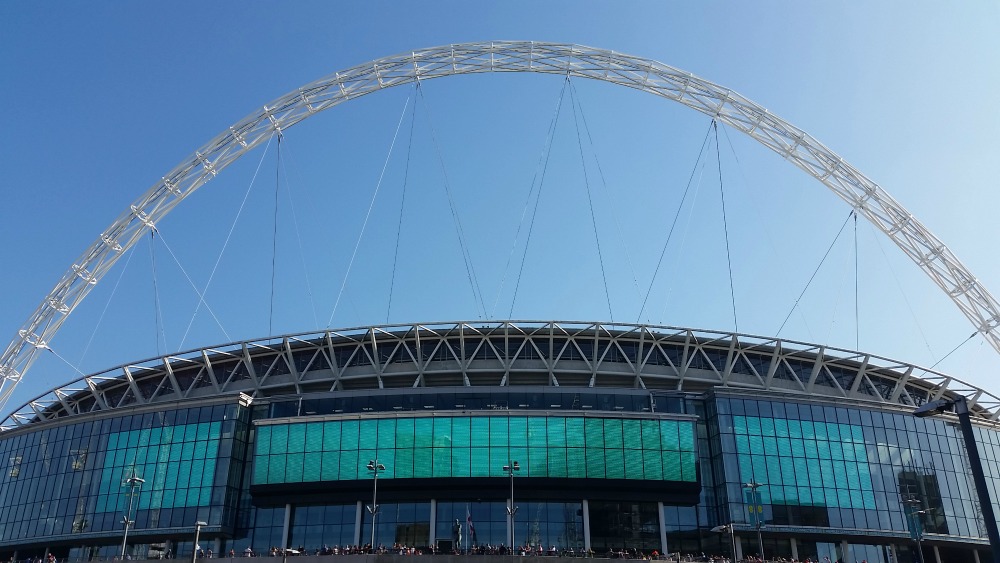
[253,414,697,485]
[1,387,998,563]
[0,402,247,556]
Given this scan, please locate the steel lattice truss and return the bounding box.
[2,321,998,431]
[3,41,999,414]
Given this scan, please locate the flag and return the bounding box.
[466,505,476,544]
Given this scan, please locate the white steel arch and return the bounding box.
[3,40,998,414]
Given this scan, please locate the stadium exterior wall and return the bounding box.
[0,323,998,563]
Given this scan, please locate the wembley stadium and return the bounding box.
[4,42,1000,563]
[1,321,999,563]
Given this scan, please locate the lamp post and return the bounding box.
[366,459,386,552]
[503,460,520,552]
[914,397,1000,563]
[120,469,145,560]
[192,521,207,563]
[743,480,766,562]
[902,498,925,563]
[710,524,737,563]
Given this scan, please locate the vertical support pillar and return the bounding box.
[790,537,798,561]
[839,539,849,563]
[281,504,292,549]
[933,545,942,563]
[974,547,983,563]
[582,500,591,553]
[734,536,743,561]
[657,502,668,556]
[428,499,437,551]
[354,501,363,546]
[889,543,899,563]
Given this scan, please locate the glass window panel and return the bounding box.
[470,447,490,477]
[396,418,415,450]
[547,418,566,448]
[320,451,340,481]
[450,447,469,477]
[606,448,625,479]
[377,418,396,450]
[567,447,586,478]
[303,452,322,481]
[305,423,323,452]
[622,420,642,450]
[471,418,490,447]
[642,449,663,480]
[585,448,605,478]
[322,421,341,451]
[395,448,414,479]
[509,417,528,447]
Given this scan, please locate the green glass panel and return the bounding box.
[450,447,470,477]
[527,418,547,447]
[760,418,775,437]
[491,446,511,477]
[680,452,695,482]
[413,447,432,478]
[642,449,663,480]
[267,455,286,483]
[378,418,396,450]
[161,489,175,508]
[256,426,272,455]
[471,418,490,447]
[490,418,508,448]
[801,420,815,439]
[622,419,642,450]
[827,423,841,442]
[395,448,413,479]
[509,447,528,475]
[451,417,470,448]
[585,419,604,449]
[303,452,322,481]
[339,450,358,481]
[191,459,205,486]
[306,422,324,452]
[357,449,376,478]
[562,418,581,448]
[414,418,433,449]
[320,451,340,481]
[763,436,779,456]
[194,440,208,459]
[433,417,452,448]
[509,417,528,447]
[186,487,201,507]
[586,448,605,478]
[341,420,360,450]
[376,449,395,479]
[679,423,695,451]
[254,455,268,484]
[605,448,625,479]
[659,420,678,451]
[177,460,192,489]
[322,421,341,451]
[184,424,198,443]
[604,419,623,449]
[804,440,818,459]
[642,420,661,451]
[623,449,643,479]
[433,448,451,477]
[547,447,567,477]
[777,437,792,457]
[547,418,566,447]
[661,451,679,481]
[565,447,585,477]
[359,420,378,450]
[470,447,490,477]
[815,421,829,440]
[285,453,304,483]
[774,418,789,437]
[788,419,802,438]
[528,447,547,477]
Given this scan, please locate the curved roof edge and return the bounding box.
[3,320,997,431]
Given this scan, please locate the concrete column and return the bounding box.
[353,501,363,546]
[974,547,982,563]
[933,545,942,563]
[840,540,849,563]
[428,499,437,550]
[790,537,798,561]
[582,500,591,553]
[889,544,898,563]
[657,502,668,556]
[734,536,743,561]
[281,504,292,548]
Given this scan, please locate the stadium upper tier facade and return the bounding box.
[1,321,998,563]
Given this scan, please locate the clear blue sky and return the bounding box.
[2,1,1000,418]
